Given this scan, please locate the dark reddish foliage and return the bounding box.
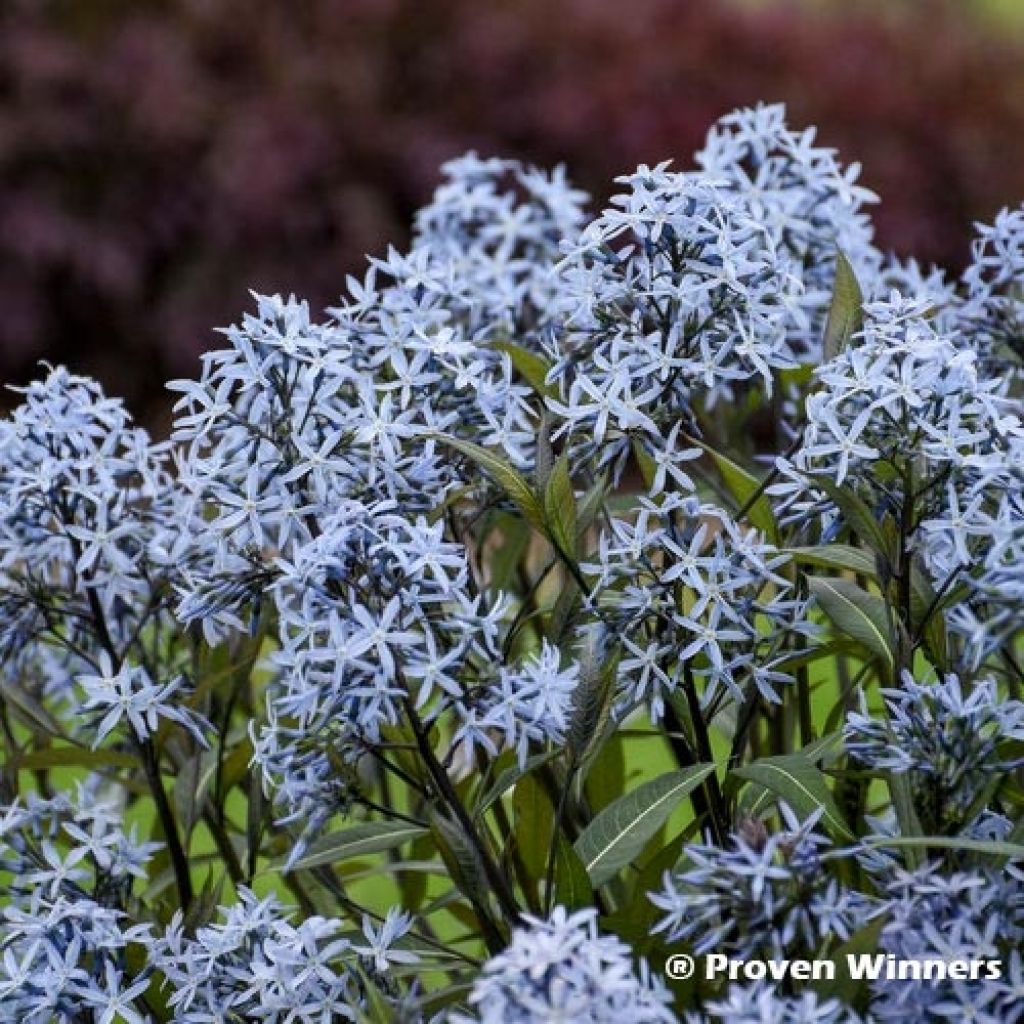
[1,0,1022,423]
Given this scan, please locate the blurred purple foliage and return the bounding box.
[1,0,1022,422]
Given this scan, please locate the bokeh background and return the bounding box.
[2,0,1023,427]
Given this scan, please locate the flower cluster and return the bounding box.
[153,891,417,1023]
[869,864,1024,1022]
[960,205,1024,378]
[453,907,676,1024]
[0,366,206,751]
[412,152,589,341]
[588,500,812,718]
[690,984,865,1024]
[548,163,804,485]
[0,787,159,1024]
[650,808,866,961]
[772,290,1024,658]
[845,672,1024,834]
[691,102,880,359]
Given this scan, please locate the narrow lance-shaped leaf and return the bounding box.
[428,811,491,910]
[433,435,545,532]
[553,838,594,911]
[513,773,554,881]
[863,834,1024,860]
[689,438,777,540]
[808,576,895,682]
[909,558,950,671]
[490,340,557,400]
[544,453,578,558]
[282,821,429,872]
[787,544,878,578]
[732,754,854,841]
[809,475,893,564]
[575,472,609,546]
[823,249,864,361]
[574,764,714,886]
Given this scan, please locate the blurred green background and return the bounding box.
[1,0,1022,426]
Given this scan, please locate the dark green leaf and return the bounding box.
[823,250,864,360]
[475,751,558,817]
[554,837,594,911]
[909,560,949,671]
[428,811,489,907]
[813,917,885,1005]
[576,473,609,545]
[732,754,854,840]
[13,746,136,771]
[433,435,545,532]
[544,454,578,558]
[485,513,531,593]
[690,439,776,539]
[809,477,892,564]
[514,773,554,881]
[863,835,1024,860]
[574,765,713,886]
[490,340,557,399]
[808,577,895,680]
[283,821,428,872]
[788,544,878,578]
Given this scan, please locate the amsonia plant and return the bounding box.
[1,105,1024,1023]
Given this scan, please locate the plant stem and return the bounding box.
[403,700,521,924]
[135,732,194,910]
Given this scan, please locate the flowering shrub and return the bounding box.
[2,103,1024,1023]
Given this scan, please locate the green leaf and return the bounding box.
[813,917,886,1005]
[631,437,658,492]
[184,869,226,934]
[909,559,949,670]
[574,765,713,886]
[576,473,608,545]
[809,477,892,564]
[0,681,71,740]
[434,435,545,532]
[788,544,878,578]
[485,513,531,593]
[800,731,845,766]
[475,750,558,817]
[886,769,925,869]
[283,821,428,872]
[567,642,619,772]
[534,410,555,491]
[13,746,136,771]
[172,751,207,839]
[808,577,895,680]
[773,637,867,671]
[247,768,265,879]
[352,966,398,1024]
[584,733,627,814]
[429,811,490,912]
[397,832,437,912]
[863,835,1024,860]
[490,340,557,399]
[544,454,578,558]
[690,439,776,539]
[553,837,594,911]
[514,773,554,881]
[548,573,582,643]
[416,981,477,1017]
[732,754,854,840]
[823,249,864,360]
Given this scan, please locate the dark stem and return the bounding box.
[135,732,194,910]
[403,700,521,924]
